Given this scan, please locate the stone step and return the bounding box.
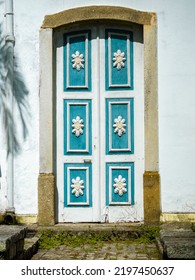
[0,225,39,260]
[159,229,195,260]
[29,223,150,247]
[32,223,145,237]
[23,235,40,260]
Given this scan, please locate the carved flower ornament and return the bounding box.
[113,115,126,137]
[72,51,85,71]
[72,116,84,137]
[113,49,126,70]
[71,176,84,197]
[113,175,127,196]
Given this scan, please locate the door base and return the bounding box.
[38,172,161,225]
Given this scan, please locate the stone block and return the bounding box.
[160,229,195,259]
[38,173,55,225]
[17,239,24,254]
[144,172,160,223]
[9,243,16,259]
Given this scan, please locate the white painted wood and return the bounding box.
[56,26,100,222]
[99,24,144,222]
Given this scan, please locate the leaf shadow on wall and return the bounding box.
[0,22,31,156]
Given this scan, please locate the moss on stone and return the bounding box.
[38,226,160,250]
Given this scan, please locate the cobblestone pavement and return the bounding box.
[32,242,160,260]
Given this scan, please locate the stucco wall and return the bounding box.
[0,0,195,215]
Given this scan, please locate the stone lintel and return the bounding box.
[41,6,156,29]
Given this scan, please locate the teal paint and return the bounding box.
[106,162,134,206]
[106,98,134,154]
[64,99,92,155]
[69,35,86,87]
[105,29,134,91]
[64,163,92,207]
[64,30,91,91]
[111,34,128,86]
[111,103,129,150]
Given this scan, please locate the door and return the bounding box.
[56,23,144,222]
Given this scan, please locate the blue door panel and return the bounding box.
[105,29,133,90]
[64,100,92,155]
[106,162,134,206]
[64,30,91,91]
[106,98,134,154]
[64,163,92,207]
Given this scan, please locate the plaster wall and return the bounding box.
[0,0,195,215]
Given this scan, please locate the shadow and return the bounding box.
[0,21,30,156]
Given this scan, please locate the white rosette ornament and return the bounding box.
[71,176,84,198]
[113,175,127,196]
[113,49,126,70]
[72,116,84,137]
[72,51,85,71]
[113,115,126,137]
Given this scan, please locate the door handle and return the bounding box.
[84,159,92,163]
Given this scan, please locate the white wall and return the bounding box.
[156,1,195,212]
[0,0,195,215]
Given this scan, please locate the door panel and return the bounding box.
[100,26,144,222]
[64,100,92,154]
[106,162,134,206]
[106,98,134,154]
[105,29,133,90]
[64,30,91,91]
[64,163,92,207]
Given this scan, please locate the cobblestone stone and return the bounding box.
[31,242,160,260]
[29,223,161,260]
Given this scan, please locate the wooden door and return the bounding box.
[56,24,144,222]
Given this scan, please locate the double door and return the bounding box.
[56,24,144,222]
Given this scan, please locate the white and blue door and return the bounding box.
[56,24,144,222]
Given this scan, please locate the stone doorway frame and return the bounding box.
[38,6,160,225]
